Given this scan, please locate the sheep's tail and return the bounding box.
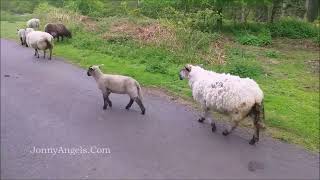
[135,81,143,100]
[44,38,53,50]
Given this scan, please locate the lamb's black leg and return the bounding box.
[102,93,108,110]
[102,92,112,110]
[34,49,37,56]
[126,99,134,110]
[43,50,46,59]
[106,94,112,107]
[134,97,145,115]
[20,37,23,45]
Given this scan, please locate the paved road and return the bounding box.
[1,39,319,179]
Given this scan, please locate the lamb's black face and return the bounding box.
[87,66,94,76]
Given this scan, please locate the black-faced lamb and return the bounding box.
[26,30,54,60]
[179,64,264,145]
[44,23,72,41]
[87,65,146,115]
[27,18,40,30]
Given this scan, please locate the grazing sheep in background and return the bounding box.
[87,65,146,115]
[26,31,54,60]
[27,18,40,30]
[44,23,72,41]
[179,64,264,145]
[17,29,26,46]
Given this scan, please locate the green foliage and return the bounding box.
[145,61,169,74]
[236,29,272,46]
[0,0,40,14]
[177,28,218,53]
[0,11,32,22]
[227,62,263,78]
[65,0,105,17]
[269,18,318,39]
[33,2,51,17]
[265,50,279,58]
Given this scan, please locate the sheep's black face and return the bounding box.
[87,67,94,76]
[179,65,191,80]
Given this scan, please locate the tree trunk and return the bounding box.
[216,7,223,30]
[304,0,319,22]
[255,4,268,22]
[270,0,282,23]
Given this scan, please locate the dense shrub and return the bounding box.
[269,18,318,39]
[236,29,272,46]
[145,61,168,74]
[265,50,280,58]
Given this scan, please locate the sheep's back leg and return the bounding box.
[199,107,216,132]
[222,114,245,136]
[249,120,260,145]
[134,97,145,115]
[34,49,37,56]
[43,50,46,59]
[125,98,134,110]
[49,48,52,60]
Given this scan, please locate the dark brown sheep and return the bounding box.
[44,23,72,41]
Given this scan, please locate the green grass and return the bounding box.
[1,20,319,152]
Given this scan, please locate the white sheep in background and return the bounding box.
[27,18,40,30]
[179,64,264,145]
[17,29,26,46]
[26,30,54,60]
[87,65,146,115]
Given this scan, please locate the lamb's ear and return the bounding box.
[17,29,19,32]
[98,64,104,68]
[185,64,192,72]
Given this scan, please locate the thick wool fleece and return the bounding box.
[27,18,40,29]
[188,65,263,115]
[26,31,54,50]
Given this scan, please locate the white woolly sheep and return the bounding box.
[87,65,146,115]
[179,64,264,145]
[26,31,54,60]
[27,18,40,30]
[17,29,26,46]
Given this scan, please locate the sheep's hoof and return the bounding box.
[125,106,130,110]
[141,110,145,115]
[222,130,229,136]
[249,136,259,145]
[103,106,107,110]
[198,117,205,123]
[211,123,216,132]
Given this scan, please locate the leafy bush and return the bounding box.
[227,62,263,78]
[65,0,105,17]
[145,61,168,74]
[269,18,318,39]
[236,29,272,46]
[265,50,279,58]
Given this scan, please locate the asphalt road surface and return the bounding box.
[1,39,319,179]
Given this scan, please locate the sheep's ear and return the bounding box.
[17,29,19,31]
[98,64,104,68]
[185,64,192,72]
